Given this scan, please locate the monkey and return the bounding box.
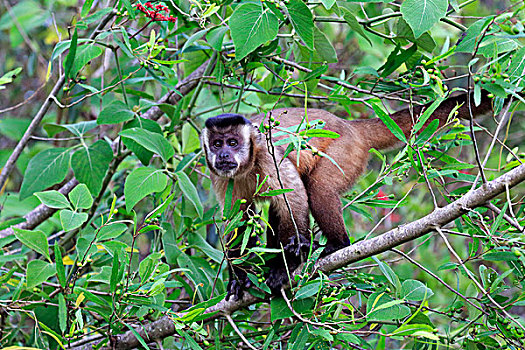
[200,93,494,299]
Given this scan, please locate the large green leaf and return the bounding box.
[124,167,168,212]
[120,128,174,163]
[313,28,337,63]
[14,228,50,262]
[70,44,104,78]
[341,8,371,45]
[367,292,411,321]
[35,190,71,209]
[68,183,93,210]
[175,171,203,218]
[400,280,434,301]
[97,222,128,241]
[456,19,491,53]
[286,0,314,50]
[229,2,279,60]
[122,118,163,165]
[71,140,113,196]
[372,103,407,143]
[19,148,71,200]
[26,260,55,289]
[60,209,89,231]
[97,100,135,125]
[64,28,77,79]
[400,0,447,38]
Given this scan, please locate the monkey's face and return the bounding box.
[203,129,252,178]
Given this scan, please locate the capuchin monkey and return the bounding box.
[200,93,494,299]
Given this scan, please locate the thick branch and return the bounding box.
[73,163,525,350]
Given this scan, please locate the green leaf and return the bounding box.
[259,188,295,197]
[304,129,340,138]
[14,228,50,262]
[508,47,525,78]
[372,103,407,143]
[373,257,401,292]
[286,0,314,50]
[367,292,410,321]
[0,67,22,87]
[97,222,128,241]
[54,244,66,288]
[295,281,321,300]
[206,26,228,51]
[400,279,434,301]
[188,233,224,263]
[413,95,446,133]
[320,0,336,10]
[64,28,77,78]
[229,2,279,60]
[122,118,162,165]
[68,184,93,210]
[19,148,71,200]
[400,0,447,38]
[110,251,119,293]
[120,128,174,163]
[124,167,168,212]
[415,119,439,144]
[270,297,314,321]
[71,140,113,196]
[456,19,489,53]
[313,27,337,63]
[26,260,55,289]
[391,324,435,337]
[70,44,104,78]
[139,255,157,282]
[81,0,94,17]
[175,171,203,218]
[60,210,88,231]
[58,293,67,333]
[341,8,371,45]
[35,190,71,209]
[97,100,135,125]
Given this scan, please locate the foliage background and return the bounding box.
[0,0,524,349]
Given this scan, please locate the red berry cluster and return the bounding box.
[134,2,177,22]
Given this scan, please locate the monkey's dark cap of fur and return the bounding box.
[205,114,251,129]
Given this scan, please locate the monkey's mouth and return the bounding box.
[215,161,238,172]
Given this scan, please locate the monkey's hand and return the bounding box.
[284,235,315,256]
[226,275,252,300]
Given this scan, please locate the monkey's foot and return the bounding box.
[266,268,290,295]
[322,235,351,256]
[284,235,314,256]
[226,277,252,301]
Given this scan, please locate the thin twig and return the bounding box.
[225,314,258,350]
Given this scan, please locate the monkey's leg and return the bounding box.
[306,158,352,255]
[265,198,310,294]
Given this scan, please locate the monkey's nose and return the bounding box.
[219,153,230,160]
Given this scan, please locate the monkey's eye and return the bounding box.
[213,140,223,148]
[227,139,238,147]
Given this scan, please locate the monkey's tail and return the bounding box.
[351,92,495,151]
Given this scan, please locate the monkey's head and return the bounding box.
[201,114,261,178]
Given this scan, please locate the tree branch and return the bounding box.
[71,162,525,350]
